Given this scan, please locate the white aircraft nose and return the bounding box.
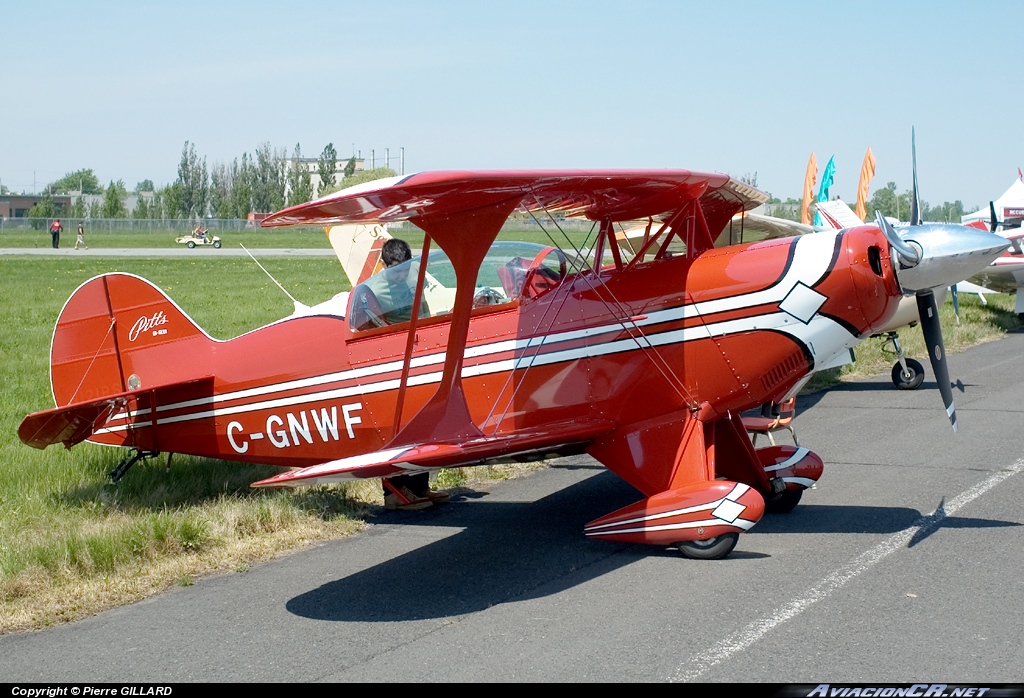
[894,223,1010,293]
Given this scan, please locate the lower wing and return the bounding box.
[251,417,616,488]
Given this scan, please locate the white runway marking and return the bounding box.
[671,458,1024,682]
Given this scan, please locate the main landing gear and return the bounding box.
[677,533,739,560]
[764,487,803,514]
[883,331,925,390]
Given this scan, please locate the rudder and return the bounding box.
[51,273,212,407]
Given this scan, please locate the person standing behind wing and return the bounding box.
[350,238,450,510]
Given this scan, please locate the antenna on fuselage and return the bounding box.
[239,244,311,315]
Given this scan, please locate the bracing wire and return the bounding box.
[486,194,697,420]
[524,197,697,407]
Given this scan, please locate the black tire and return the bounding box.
[676,532,739,560]
[213,240,222,248]
[891,358,925,390]
[186,241,195,249]
[765,488,802,514]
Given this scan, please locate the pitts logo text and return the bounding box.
[129,311,169,341]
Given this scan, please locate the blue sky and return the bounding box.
[2,1,1020,211]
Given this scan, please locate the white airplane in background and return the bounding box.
[961,176,1024,320]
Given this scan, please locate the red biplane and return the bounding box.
[18,170,1008,559]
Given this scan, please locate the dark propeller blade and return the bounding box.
[916,291,956,431]
[875,210,921,267]
[910,127,921,227]
[989,201,998,232]
[951,283,960,322]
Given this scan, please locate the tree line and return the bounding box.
[768,183,971,224]
[26,153,975,225]
[27,142,395,221]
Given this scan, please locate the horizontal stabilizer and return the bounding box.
[731,212,818,241]
[19,377,214,450]
[252,417,616,488]
[955,280,997,295]
[814,200,864,230]
[19,397,123,450]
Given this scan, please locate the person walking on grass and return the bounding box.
[74,222,88,250]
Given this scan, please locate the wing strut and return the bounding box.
[393,234,432,430]
[387,198,520,446]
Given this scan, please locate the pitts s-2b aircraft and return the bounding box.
[18,170,1009,559]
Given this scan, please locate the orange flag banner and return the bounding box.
[855,147,876,222]
[801,152,818,225]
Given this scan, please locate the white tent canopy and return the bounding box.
[962,177,1024,226]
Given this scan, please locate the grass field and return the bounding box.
[0,252,1017,633]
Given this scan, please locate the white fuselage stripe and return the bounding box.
[101,234,850,433]
[584,517,759,535]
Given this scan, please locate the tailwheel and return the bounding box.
[765,488,803,514]
[891,358,925,390]
[676,532,739,560]
[109,449,160,484]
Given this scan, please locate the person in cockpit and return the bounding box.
[349,238,430,331]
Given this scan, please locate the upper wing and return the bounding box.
[262,170,768,231]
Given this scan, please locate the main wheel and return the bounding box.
[187,241,196,248]
[676,532,739,560]
[891,358,925,390]
[765,488,803,514]
[213,240,222,248]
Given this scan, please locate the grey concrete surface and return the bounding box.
[1,332,1022,683]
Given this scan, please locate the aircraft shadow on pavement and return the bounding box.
[286,470,648,623]
[286,470,1021,623]
[753,502,1020,537]
[827,379,948,393]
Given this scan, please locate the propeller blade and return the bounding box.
[989,201,998,232]
[910,127,921,226]
[951,283,960,323]
[875,210,921,267]
[916,291,956,431]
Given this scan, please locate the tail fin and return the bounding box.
[325,223,391,287]
[814,199,864,230]
[51,273,213,407]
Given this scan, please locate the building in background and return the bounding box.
[0,194,72,218]
[290,157,366,198]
